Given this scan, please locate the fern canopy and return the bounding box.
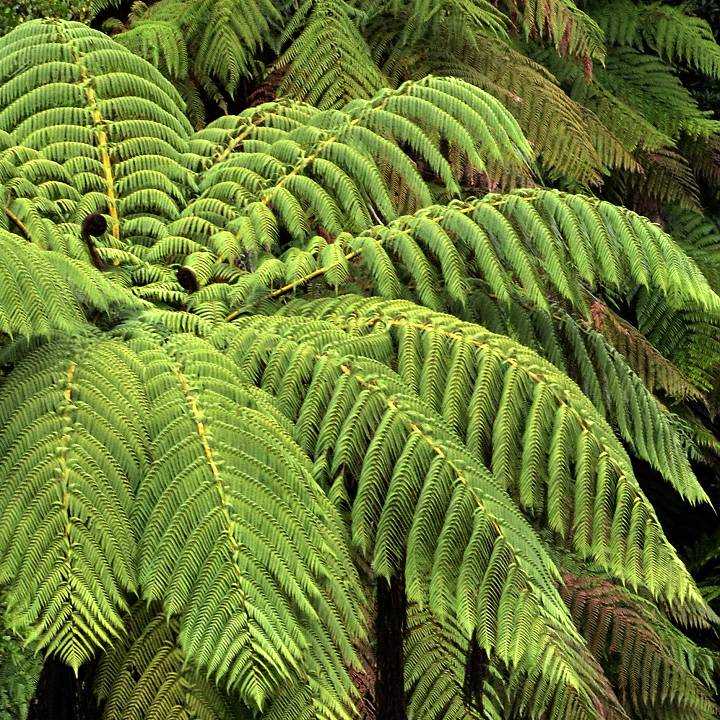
[0,12,720,720]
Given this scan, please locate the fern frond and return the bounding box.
[501,0,606,62]
[0,19,195,242]
[415,40,636,186]
[559,568,718,719]
[592,0,720,79]
[404,602,626,720]
[664,207,720,290]
[127,330,364,709]
[273,0,384,110]
[211,319,623,709]
[218,189,719,321]
[455,289,704,502]
[634,289,720,391]
[0,337,147,669]
[264,298,712,608]
[0,230,145,339]
[95,603,234,720]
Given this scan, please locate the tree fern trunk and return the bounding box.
[375,575,407,720]
[28,660,100,720]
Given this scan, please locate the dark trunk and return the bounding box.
[375,575,407,720]
[464,635,489,714]
[28,659,100,720]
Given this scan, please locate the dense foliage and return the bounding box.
[0,2,720,719]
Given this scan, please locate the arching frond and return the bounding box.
[95,604,234,720]
[218,189,720,323]
[413,40,635,187]
[208,319,624,709]
[126,329,364,709]
[0,337,147,669]
[218,307,712,618]
[0,19,195,241]
[94,0,281,94]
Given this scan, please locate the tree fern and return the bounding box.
[221,306,711,614]
[0,15,718,720]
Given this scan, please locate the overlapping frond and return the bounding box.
[500,0,605,62]
[126,329,364,709]
[665,206,720,290]
[215,189,720,324]
[0,337,147,669]
[416,40,634,187]
[94,604,234,720]
[207,320,623,711]
[217,307,712,618]
[559,568,718,720]
[0,229,144,338]
[93,0,280,94]
[591,0,720,79]
[404,602,626,720]
[455,292,704,501]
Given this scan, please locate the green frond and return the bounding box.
[0,337,147,669]
[501,0,606,62]
[591,0,720,79]
[102,0,280,94]
[403,603,484,720]
[0,628,42,720]
[634,288,720,391]
[0,19,194,242]
[95,603,234,720]
[267,297,712,612]
[404,602,626,720]
[416,40,634,187]
[458,290,706,504]
[0,230,145,339]
[209,322,620,709]
[114,20,189,80]
[127,330,364,709]
[273,0,384,109]
[665,206,720,290]
[219,189,720,319]
[559,568,718,719]
[597,48,716,140]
